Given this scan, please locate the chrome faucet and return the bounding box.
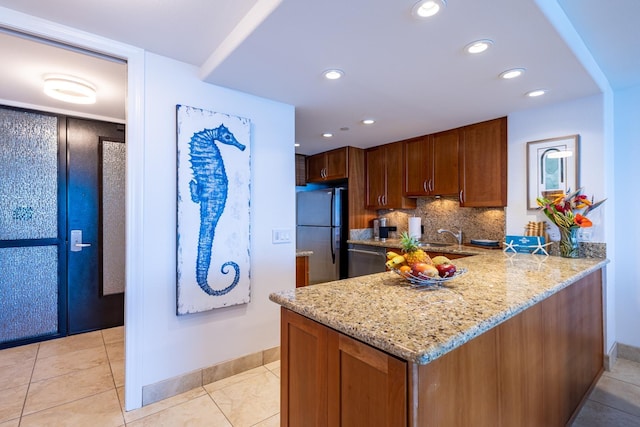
[437,226,462,245]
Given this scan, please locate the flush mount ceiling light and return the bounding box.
[323,69,344,80]
[322,132,334,138]
[500,68,526,80]
[294,143,300,147]
[43,74,97,104]
[465,39,493,54]
[412,0,446,18]
[526,89,547,97]
[361,119,376,125]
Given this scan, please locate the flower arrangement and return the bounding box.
[536,188,606,257]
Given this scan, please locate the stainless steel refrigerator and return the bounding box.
[296,187,348,284]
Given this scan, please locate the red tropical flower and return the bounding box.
[574,214,592,228]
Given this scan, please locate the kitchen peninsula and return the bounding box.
[270,252,608,426]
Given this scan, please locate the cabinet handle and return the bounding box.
[429,179,434,192]
[459,189,464,203]
[377,195,382,206]
[423,180,428,192]
[321,168,327,178]
[382,195,387,206]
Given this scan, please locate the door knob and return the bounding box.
[70,229,92,252]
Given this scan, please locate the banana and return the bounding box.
[385,255,406,269]
[386,251,400,260]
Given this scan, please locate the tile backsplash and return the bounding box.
[349,196,606,258]
[376,196,505,244]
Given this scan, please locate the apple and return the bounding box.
[436,263,457,278]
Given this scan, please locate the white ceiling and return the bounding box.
[0,0,636,155]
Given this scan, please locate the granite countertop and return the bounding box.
[296,250,313,257]
[270,252,608,365]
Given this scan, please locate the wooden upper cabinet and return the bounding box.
[306,147,348,183]
[459,117,507,207]
[432,129,460,196]
[404,136,432,196]
[365,146,386,208]
[404,130,459,197]
[366,142,416,210]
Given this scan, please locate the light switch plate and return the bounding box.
[272,228,292,244]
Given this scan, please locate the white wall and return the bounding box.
[139,52,295,387]
[613,85,640,348]
[506,94,606,237]
[506,94,618,354]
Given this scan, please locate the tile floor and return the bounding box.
[1,327,638,426]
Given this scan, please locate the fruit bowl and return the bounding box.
[391,267,468,287]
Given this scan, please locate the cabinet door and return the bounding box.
[404,136,431,196]
[459,117,507,207]
[431,129,459,196]
[306,148,349,183]
[385,142,416,209]
[281,308,328,427]
[328,331,407,427]
[306,153,326,183]
[324,147,348,181]
[295,256,309,287]
[365,146,386,208]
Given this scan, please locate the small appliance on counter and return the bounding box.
[373,218,380,241]
[378,217,397,241]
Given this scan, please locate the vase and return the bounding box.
[559,227,580,258]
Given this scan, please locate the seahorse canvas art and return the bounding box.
[176,105,251,315]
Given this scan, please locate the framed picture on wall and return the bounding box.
[176,105,252,315]
[526,134,580,210]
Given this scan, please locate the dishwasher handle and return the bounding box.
[347,248,387,258]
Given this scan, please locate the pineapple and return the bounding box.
[400,232,432,266]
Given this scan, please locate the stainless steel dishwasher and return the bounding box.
[347,244,387,277]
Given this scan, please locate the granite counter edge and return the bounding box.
[269,259,609,365]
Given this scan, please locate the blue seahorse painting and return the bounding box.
[176,105,251,315]
[189,125,245,296]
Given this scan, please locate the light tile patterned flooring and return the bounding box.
[1,326,639,426]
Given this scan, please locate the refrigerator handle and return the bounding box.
[330,191,336,264]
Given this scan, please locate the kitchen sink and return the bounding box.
[418,242,449,248]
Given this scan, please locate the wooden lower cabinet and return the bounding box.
[280,270,603,426]
[295,256,309,288]
[281,308,407,427]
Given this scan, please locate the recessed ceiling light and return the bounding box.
[361,119,375,125]
[500,68,526,79]
[526,89,547,97]
[412,0,446,18]
[323,69,344,80]
[43,74,96,104]
[322,133,333,138]
[465,39,493,54]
